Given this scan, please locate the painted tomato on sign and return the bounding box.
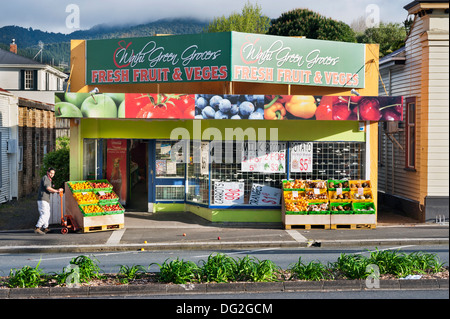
[124,93,195,119]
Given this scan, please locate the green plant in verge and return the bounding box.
[199,253,238,283]
[235,255,281,282]
[288,257,333,281]
[154,258,200,284]
[8,260,46,288]
[117,265,147,284]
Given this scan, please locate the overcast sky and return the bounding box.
[1,0,411,34]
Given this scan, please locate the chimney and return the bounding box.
[10,39,17,54]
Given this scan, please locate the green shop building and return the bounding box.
[60,32,402,227]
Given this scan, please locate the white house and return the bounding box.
[0,40,67,104]
[0,88,19,203]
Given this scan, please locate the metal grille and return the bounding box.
[289,142,366,180]
[210,141,287,205]
[156,185,185,200]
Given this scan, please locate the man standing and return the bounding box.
[35,167,63,235]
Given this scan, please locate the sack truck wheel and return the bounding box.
[61,227,69,234]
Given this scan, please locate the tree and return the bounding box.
[205,1,271,34]
[267,8,356,43]
[356,22,407,57]
[40,137,70,189]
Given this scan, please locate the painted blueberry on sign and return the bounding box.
[194,94,265,119]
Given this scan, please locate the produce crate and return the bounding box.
[328,190,351,202]
[89,179,113,191]
[64,183,124,233]
[72,191,99,205]
[304,180,327,189]
[349,180,371,189]
[100,202,125,215]
[350,189,373,202]
[79,204,104,217]
[67,181,93,193]
[330,202,353,214]
[305,188,328,202]
[282,179,306,190]
[352,202,376,214]
[283,190,305,201]
[285,211,308,215]
[95,190,119,204]
[327,179,350,190]
[307,202,330,215]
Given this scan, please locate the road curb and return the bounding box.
[0,238,447,254]
[1,279,448,298]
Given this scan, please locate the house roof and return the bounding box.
[379,47,406,68]
[0,47,42,65]
[404,0,449,13]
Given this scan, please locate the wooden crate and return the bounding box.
[282,197,330,229]
[64,183,125,233]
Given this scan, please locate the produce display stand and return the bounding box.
[64,180,124,233]
[281,179,376,230]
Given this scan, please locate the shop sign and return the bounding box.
[231,32,365,88]
[55,93,403,121]
[249,184,282,206]
[213,181,245,205]
[241,142,286,173]
[290,142,313,173]
[85,33,231,85]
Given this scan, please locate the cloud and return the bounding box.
[0,0,409,34]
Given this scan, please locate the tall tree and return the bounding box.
[356,22,407,57]
[267,8,356,43]
[205,1,271,34]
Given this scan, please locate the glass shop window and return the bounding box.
[83,139,97,180]
[210,141,287,207]
[186,140,209,204]
[155,140,186,178]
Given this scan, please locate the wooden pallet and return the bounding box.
[330,223,376,230]
[82,223,124,233]
[285,224,330,230]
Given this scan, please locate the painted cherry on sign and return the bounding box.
[315,96,333,120]
[332,103,353,120]
[359,98,382,121]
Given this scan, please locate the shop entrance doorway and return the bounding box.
[127,139,149,211]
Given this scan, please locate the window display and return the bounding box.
[210,141,287,206]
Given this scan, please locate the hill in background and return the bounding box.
[0,18,209,71]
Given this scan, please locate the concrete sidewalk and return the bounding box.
[0,211,448,253]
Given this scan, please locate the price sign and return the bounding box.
[241,142,286,173]
[249,184,282,206]
[290,142,313,173]
[213,182,244,205]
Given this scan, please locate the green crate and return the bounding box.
[95,190,119,204]
[352,202,376,214]
[327,179,350,191]
[307,202,330,215]
[308,211,330,215]
[282,180,305,191]
[285,211,308,215]
[89,179,113,191]
[330,202,353,214]
[100,202,125,215]
[79,204,104,217]
[67,181,93,193]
